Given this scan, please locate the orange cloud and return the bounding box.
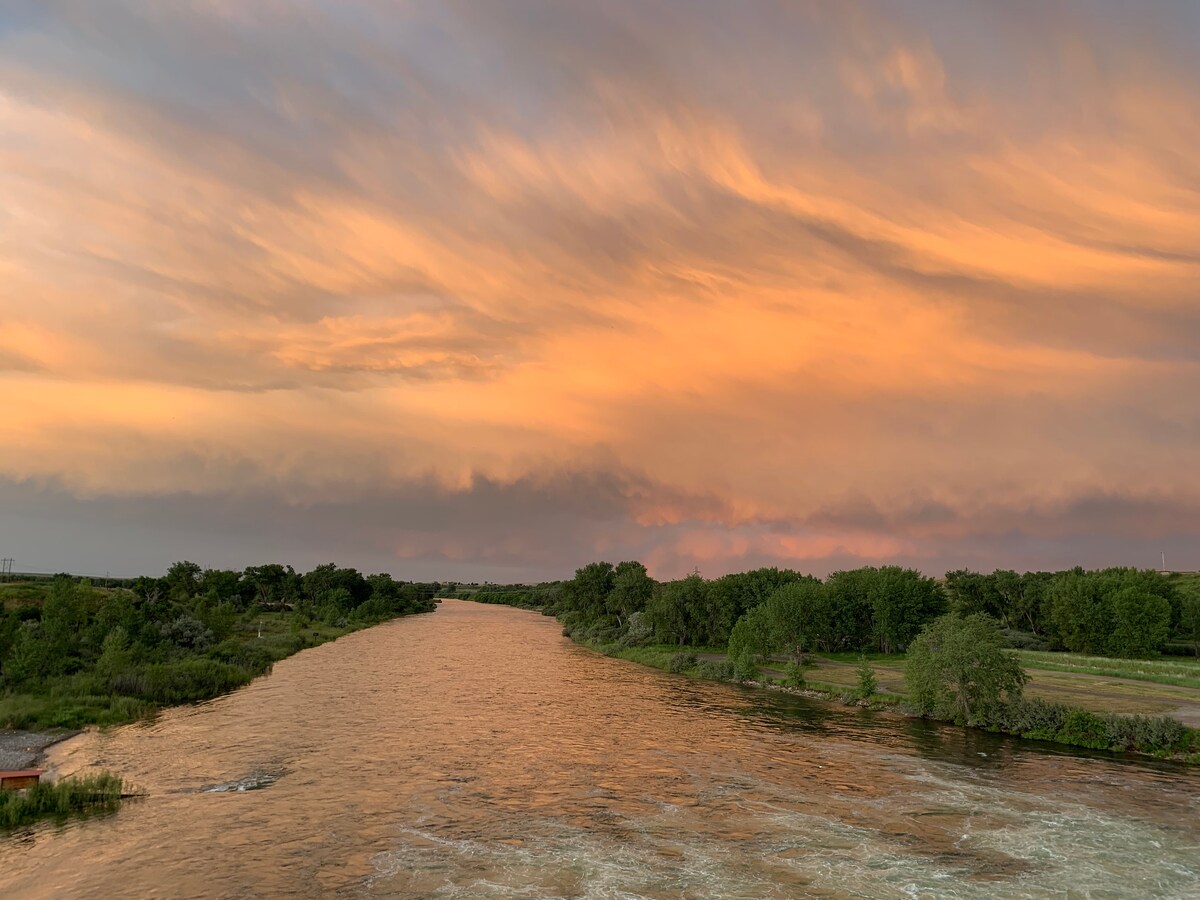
[2,1,1199,577]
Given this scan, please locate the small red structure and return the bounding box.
[0,769,44,790]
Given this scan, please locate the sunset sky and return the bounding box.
[2,1,1199,582]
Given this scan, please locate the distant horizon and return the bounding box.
[3,555,1193,588]
[3,2,1199,583]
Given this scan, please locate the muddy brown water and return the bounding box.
[1,600,1197,898]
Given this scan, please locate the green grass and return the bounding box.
[1011,650,1200,689]
[0,772,127,831]
[0,582,51,609]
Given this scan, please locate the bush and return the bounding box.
[781,661,806,688]
[1057,708,1112,750]
[1101,713,1185,753]
[1001,629,1051,652]
[697,659,736,681]
[667,652,697,674]
[999,697,1068,740]
[856,656,877,698]
[731,652,760,683]
[113,659,255,704]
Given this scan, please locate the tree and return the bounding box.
[1045,570,1108,653]
[562,562,615,621]
[763,580,830,663]
[1180,587,1200,657]
[727,604,774,661]
[1107,587,1170,657]
[823,568,875,650]
[165,561,203,601]
[905,613,1028,724]
[707,568,807,647]
[608,561,654,626]
[646,575,707,645]
[868,567,944,653]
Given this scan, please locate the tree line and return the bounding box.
[0,561,440,729]
[455,562,1200,659]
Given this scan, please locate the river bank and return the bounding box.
[0,729,78,770]
[0,606,437,733]
[5,599,1199,897]
[565,632,1200,765]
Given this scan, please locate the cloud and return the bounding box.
[2,1,1199,578]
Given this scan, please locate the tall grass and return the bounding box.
[1011,650,1200,688]
[0,773,125,830]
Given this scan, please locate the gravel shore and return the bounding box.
[0,730,77,770]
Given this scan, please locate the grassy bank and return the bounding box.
[2,568,440,732]
[0,612,421,731]
[571,635,1200,764]
[0,772,128,831]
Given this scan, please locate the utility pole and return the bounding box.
[0,558,12,582]
[1162,550,1167,572]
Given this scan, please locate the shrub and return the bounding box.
[667,652,697,674]
[781,661,806,688]
[113,659,254,704]
[1057,708,1111,750]
[697,659,736,681]
[1101,713,1185,753]
[1000,697,1068,739]
[856,656,877,698]
[731,652,760,683]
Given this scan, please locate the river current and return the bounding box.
[1,599,1198,898]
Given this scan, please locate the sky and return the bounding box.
[2,1,1199,582]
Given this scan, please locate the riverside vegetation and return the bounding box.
[0,562,440,731]
[451,563,1200,762]
[0,773,127,831]
[1,562,439,831]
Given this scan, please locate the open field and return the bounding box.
[1010,650,1200,688]
[805,652,1200,725]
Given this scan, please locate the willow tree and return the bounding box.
[905,613,1027,725]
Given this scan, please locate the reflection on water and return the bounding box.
[1,600,1197,898]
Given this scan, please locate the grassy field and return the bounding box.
[595,642,1200,724]
[1010,650,1200,688]
[801,651,1200,721]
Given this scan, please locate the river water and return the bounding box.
[1,600,1198,898]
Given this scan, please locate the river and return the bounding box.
[1,600,1197,898]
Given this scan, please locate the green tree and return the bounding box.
[1107,587,1170,657]
[869,566,944,653]
[763,580,831,663]
[905,613,1028,724]
[727,604,774,661]
[165,561,203,601]
[562,562,616,621]
[823,568,875,650]
[646,574,707,645]
[1179,587,1200,657]
[95,626,132,683]
[608,561,654,627]
[1045,570,1108,653]
[706,568,807,647]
